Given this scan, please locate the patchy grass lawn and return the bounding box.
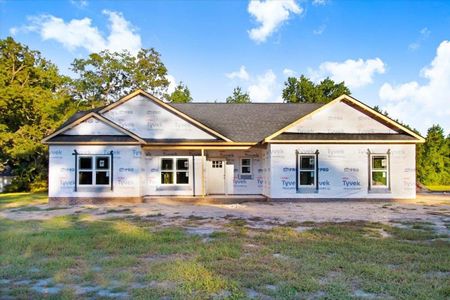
[427,185,450,192]
[0,193,449,299]
[0,192,47,209]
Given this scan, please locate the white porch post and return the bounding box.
[201,148,206,197]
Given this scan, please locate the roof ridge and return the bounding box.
[169,102,324,105]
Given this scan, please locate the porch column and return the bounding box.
[201,148,206,197]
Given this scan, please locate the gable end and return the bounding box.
[264,95,425,143]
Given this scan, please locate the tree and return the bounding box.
[71,48,169,106]
[417,125,450,185]
[226,87,251,104]
[0,37,74,191]
[166,82,192,103]
[282,75,350,103]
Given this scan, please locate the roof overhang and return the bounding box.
[142,142,258,150]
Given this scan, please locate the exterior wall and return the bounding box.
[261,147,271,197]
[48,145,142,200]
[103,95,216,140]
[207,150,264,195]
[64,117,125,135]
[287,101,397,134]
[143,150,202,196]
[269,143,416,199]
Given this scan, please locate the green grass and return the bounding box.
[0,216,448,299]
[0,193,448,299]
[427,185,450,192]
[0,192,48,209]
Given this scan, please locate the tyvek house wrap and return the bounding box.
[269,144,416,199]
[64,117,126,136]
[48,145,142,198]
[103,94,217,140]
[286,101,397,134]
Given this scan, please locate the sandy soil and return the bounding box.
[1,194,449,233]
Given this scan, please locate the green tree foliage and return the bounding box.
[282,75,350,103]
[226,87,251,103]
[166,82,192,103]
[417,125,450,185]
[71,48,169,106]
[0,37,74,191]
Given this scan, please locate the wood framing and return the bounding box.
[263,94,425,143]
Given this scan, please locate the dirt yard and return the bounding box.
[1,194,449,231]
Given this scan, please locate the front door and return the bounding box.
[207,160,226,194]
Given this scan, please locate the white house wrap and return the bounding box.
[43,90,424,204]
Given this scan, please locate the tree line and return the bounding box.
[0,37,448,191]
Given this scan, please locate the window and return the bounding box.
[78,156,110,186]
[241,158,252,175]
[161,158,189,184]
[212,161,223,168]
[298,155,316,187]
[370,154,389,188]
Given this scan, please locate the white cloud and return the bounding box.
[11,10,141,54]
[166,75,177,94]
[248,70,277,102]
[312,0,327,6]
[309,58,386,88]
[283,68,296,77]
[70,0,88,8]
[226,65,250,81]
[313,24,326,35]
[248,0,303,43]
[225,66,280,102]
[379,40,450,134]
[408,27,431,51]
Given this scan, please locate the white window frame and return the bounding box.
[369,154,389,189]
[78,155,111,186]
[240,158,252,175]
[298,154,316,188]
[160,157,190,185]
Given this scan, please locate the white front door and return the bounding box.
[207,160,226,194]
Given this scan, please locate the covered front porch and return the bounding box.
[142,145,268,198]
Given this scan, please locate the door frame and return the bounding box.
[206,158,227,195]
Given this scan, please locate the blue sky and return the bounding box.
[1,0,449,135]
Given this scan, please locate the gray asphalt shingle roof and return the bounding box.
[169,103,324,142]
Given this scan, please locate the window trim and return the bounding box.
[369,153,390,189]
[297,154,317,188]
[160,157,190,185]
[240,158,252,175]
[77,155,111,186]
[296,150,319,192]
